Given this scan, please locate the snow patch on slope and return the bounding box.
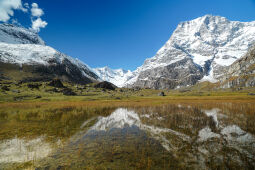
[0,24,45,45]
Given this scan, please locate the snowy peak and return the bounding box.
[129,15,255,89]
[0,24,45,45]
[93,66,134,87]
[157,15,255,67]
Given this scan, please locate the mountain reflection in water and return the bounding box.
[1,103,255,169]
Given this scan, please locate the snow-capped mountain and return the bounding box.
[127,15,255,89]
[93,66,134,87]
[0,24,99,84]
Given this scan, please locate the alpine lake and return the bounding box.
[0,100,255,170]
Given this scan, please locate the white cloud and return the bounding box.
[31,18,47,32]
[30,3,47,32]
[31,3,44,17]
[0,0,48,32]
[0,0,23,22]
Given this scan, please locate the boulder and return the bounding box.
[48,79,64,88]
[1,85,10,91]
[27,83,41,89]
[158,91,166,96]
[35,95,42,99]
[94,81,117,90]
[62,88,76,96]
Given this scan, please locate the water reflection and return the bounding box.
[0,103,255,169]
[89,108,190,151]
[0,136,53,163]
[39,109,177,169]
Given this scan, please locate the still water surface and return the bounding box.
[0,102,255,169]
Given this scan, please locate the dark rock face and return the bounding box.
[94,81,117,90]
[0,59,99,85]
[48,79,64,88]
[34,58,98,85]
[133,58,204,89]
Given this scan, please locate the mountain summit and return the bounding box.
[126,15,255,89]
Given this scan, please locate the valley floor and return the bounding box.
[1,81,255,103]
[1,81,255,169]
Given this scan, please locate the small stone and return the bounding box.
[158,91,166,96]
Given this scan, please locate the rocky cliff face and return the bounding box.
[127,15,255,89]
[219,45,255,88]
[0,24,99,84]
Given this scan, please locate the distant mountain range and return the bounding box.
[0,15,255,89]
[93,67,133,87]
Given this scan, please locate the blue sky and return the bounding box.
[3,0,255,70]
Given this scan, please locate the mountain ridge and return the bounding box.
[0,24,100,84]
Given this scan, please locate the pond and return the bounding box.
[0,102,255,169]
